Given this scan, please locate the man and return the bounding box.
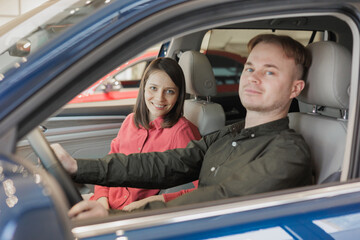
[53,34,313,220]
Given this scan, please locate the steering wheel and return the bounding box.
[27,127,83,207]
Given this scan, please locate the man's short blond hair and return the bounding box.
[248,34,312,80]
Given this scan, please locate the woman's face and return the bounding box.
[144,70,179,122]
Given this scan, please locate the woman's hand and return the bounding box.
[68,200,109,220]
[96,197,110,210]
[51,143,78,175]
[122,195,165,212]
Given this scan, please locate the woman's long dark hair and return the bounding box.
[133,57,186,129]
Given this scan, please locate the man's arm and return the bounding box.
[130,138,312,211]
[52,136,213,189]
[73,143,204,188]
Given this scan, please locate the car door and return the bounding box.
[2,0,360,239]
[66,1,360,238]
[15,47,159,170]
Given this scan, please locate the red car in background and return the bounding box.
[68,49,246,104]
[68,51,158,104]
[205,49,246,94]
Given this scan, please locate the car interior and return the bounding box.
[12,4,358,236]
[179,50,226,136]
[289,40,350,184]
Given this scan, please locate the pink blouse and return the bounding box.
[90,113,201,209]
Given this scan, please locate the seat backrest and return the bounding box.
[289,41,351,184]
[179,51,225,135]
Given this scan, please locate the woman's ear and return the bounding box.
[290,79,305,99]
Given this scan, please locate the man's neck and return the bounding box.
[244,110,288,129]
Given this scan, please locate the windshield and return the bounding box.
[0,0,111,76]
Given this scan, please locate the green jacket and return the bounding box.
[75,117,312,210]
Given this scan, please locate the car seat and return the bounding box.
[159,51,226,194]
[179,51,226,136]
[288,41,351,184]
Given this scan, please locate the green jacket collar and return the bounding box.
[231,117,290,139]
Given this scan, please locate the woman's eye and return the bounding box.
[150,86,157,90]
[265,71,274,75]
[166,89,175,95]
[245,68,254,73]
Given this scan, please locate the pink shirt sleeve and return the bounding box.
[163,180,199,202]
[162,118,201,202]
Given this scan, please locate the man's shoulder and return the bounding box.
[222,120,245,134]
[280,127,306,140]
[275,128,311,154]
[205,120,244,140]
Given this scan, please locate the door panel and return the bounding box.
[16,116,125,165]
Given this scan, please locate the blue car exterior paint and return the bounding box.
[0,155,71,240]
[116,184,360,239]
[0,0,185,122]
[70,182,360,239]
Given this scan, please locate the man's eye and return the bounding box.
[266,71,274,75]
[150,86,157,90]
[245,68,254,72]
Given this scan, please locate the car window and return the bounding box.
[206,52,244,92]
[0,0,112,76]
[313,212,360,239]
[207,226,294,240]
[201,29,323,85]
[95,60,148,93]
[68,45,160,104]
[115,61,147,82]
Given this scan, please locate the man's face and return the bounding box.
[239,42,303,115]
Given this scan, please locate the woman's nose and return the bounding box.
[155,91,165,100]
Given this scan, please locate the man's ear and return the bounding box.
[290,79,305,99]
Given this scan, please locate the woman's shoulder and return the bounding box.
[123,113,135,123]
[163,117,200,143]
[174,117,201,137]
[176,116,197,129]
[120,113,137,130]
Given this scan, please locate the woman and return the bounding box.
[90,57,200,210]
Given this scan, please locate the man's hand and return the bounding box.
[122,195,165,212]
[51,143,78,175]
[68,200,109,220]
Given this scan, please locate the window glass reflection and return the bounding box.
[207,226,293,240]
[313,212,360,239]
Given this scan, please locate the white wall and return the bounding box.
[0,0,49,26]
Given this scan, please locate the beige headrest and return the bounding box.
[178,51,217,97]
[298,41,351,109]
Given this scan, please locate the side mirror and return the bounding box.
[100,77,122,93]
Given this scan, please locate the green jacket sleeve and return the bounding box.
[73,136,211,189]
[133,134,312,211]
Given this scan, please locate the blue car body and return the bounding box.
[1,0,360,239]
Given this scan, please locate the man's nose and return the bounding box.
[249,71,261,84]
